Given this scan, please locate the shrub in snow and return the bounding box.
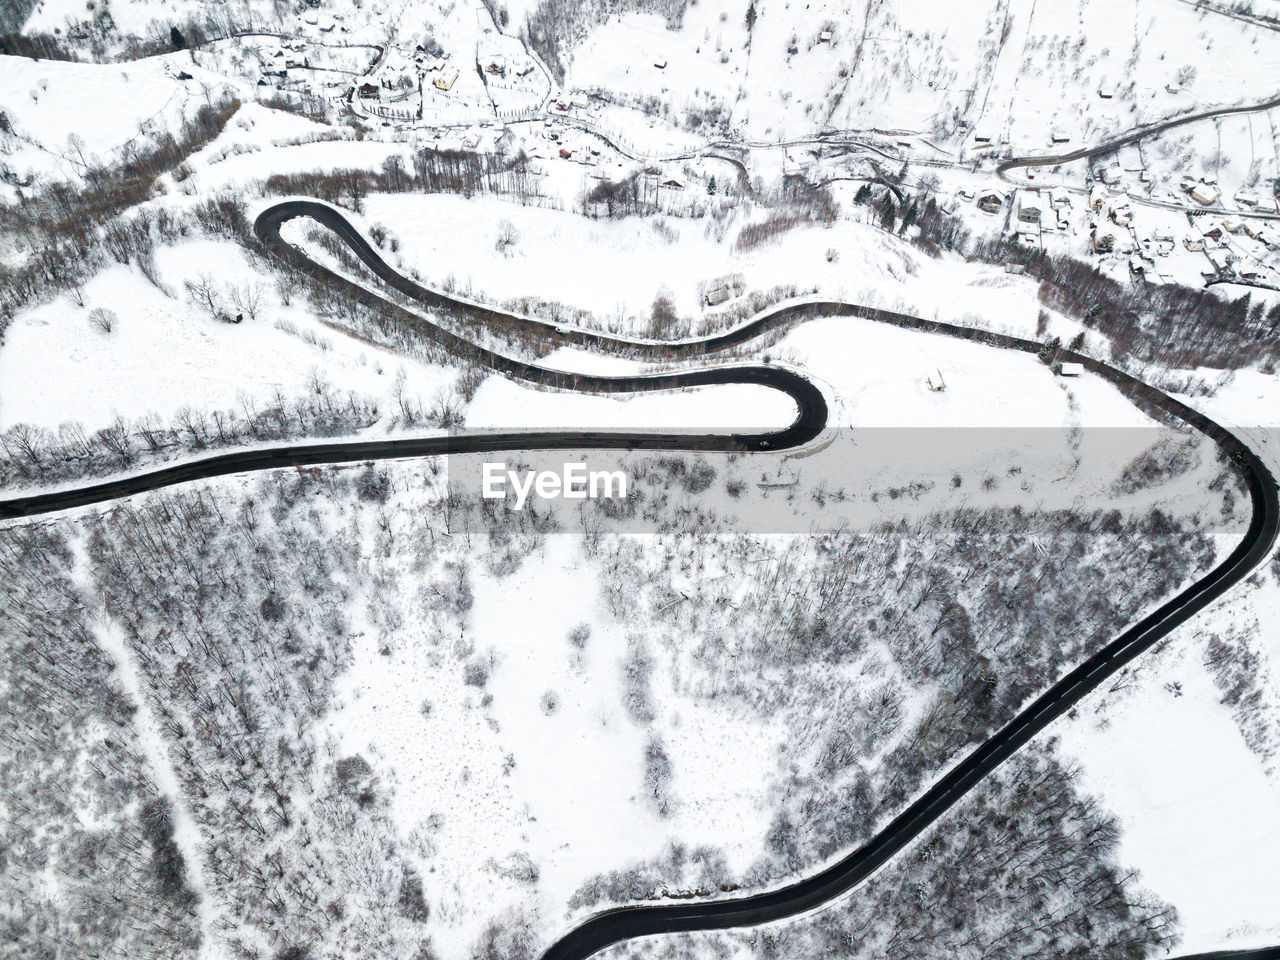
[88,307,116,333]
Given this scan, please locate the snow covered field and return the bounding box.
[0,53,238,183]
[5,0,1280,955]
[558,0,1280,151]
[1057,599,1280,952]
[355,193,1060,341]
[0,237,452,433]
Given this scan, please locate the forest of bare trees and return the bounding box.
[0,525,203,958]
[604,743,1179,960]
[0,98,241,340]
[879,187,1280,371]
[571,503,1220,911]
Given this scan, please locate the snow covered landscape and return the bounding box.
[2,0,1280,958]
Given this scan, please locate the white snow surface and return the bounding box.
[1056,628,1280,952]
[355,193,1059,339]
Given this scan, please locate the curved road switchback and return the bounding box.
[2,201,1277,960]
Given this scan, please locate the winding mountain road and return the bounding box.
[2,200,1278,960]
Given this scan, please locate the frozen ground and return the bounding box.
[328,532,758,952]
[321,304,1237,957]
[0,237,451,433]
[559,0,1280,150]
[0,53,239,182]
[355,192,1064,342]
[1056,602,1280,952]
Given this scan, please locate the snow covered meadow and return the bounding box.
[4,0,1280,955]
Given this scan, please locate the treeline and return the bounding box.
[0,98,241,339]
[731,181,837,250]
[260,149,541,212]
[870,184,1280,370]
[1,5,265,61]
[0,379,381,493]
[1025,253,1280,369]
[616,744,1178,960]
[0,525,203,958]
[575,503,1218,914]
[82,476,436,957]
[72,467,565,957]
[761,508,1215,872]
[523,0,690,81]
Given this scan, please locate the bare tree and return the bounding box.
[89,307,117,333]
[229,282,263,321]
[184,274,223,320]
[495,220,519,256]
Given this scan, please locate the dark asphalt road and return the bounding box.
[3,200,1276,960]
[996,90,1280,208]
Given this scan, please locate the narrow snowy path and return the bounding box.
[71,536,226,960]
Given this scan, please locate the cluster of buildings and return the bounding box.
[967,185,1075,249]
[1182,213,1276,281]
[965,172,1277,288]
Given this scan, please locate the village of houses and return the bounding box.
[967,168,1280,291]
[181,0,1280,299]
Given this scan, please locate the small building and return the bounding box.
[1189,182,1220,205]
[976,187,1005,213]
[1016,190,1042,224]
[818,30,832,42]
[1223,216,1246,234]
[1239,264,1263,280]
[1243,220,1266,240]
[661,175,686,190]
[1098,163,1122,185]
[358,82,379,98]
[1206,248,1231,271]
[434,71,459,90]
[1089,184,1107,211]
[1050,128,1071,144]
[1109,201,1133,226]
[1200,221,1225,243]
[704,284,733,306]
[653,59,667,69]
[484,58,506,76]
[1059,362,1084,377]
[1234,190,1258,207]
[1094,230,1117,253]
[1097,81,1116,98]
[1050,186,1073,209]
[569,92,589,109]
[1166,82,1181,94]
